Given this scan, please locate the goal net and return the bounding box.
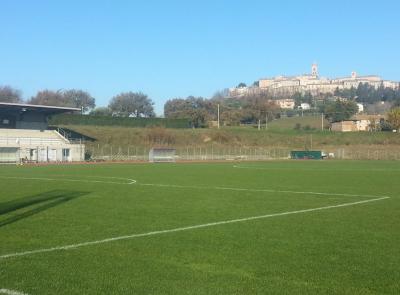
[149,148,176,163]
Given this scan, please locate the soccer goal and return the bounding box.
[149,148,176,163]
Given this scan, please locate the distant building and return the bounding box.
[299,103,311,110]
[275,99,295,109]
[353,114,385,131]
[331,114,385,132]
[331,121,358,132]
[229,64,400,97]
[0,102,85,163]
[357,103,364,113]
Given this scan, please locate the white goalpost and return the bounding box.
[149,148,176,163]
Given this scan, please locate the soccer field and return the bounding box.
[0,161,399,294]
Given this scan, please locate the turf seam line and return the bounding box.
[0,196,389,260]
[0,289,30,295]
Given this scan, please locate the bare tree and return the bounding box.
[29,90,68,107]
[29,89,96,112]
[63,89,95,113]
[0,86,23,103]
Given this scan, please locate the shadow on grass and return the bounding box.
[0,190,88,227]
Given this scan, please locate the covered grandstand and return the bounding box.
[0,102,85,163]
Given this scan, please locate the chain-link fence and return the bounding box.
[86,145,400,162]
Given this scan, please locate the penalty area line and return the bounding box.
[0,196,389,260]
[137,183,387,199]
[0,176,385,199]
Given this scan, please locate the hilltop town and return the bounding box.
[229,64,400,98]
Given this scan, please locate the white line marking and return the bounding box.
[233,164,400,172]
[0,196,389,260]
[0,176,136,185]
[1,175,384,199]
[137,183,386,199]
[0,289,29,295]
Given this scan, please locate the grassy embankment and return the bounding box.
[59,116,400,154]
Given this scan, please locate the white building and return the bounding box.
[299,103,311,110]
[0,102,85,163]
[357,103,364,113]
[275,99,295,109]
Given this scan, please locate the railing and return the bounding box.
[88,146,292,162]
[86,145,400,162]
[56,127,72,141]
[0,136,71,146]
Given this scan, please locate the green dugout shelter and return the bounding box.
[290,150,324,160]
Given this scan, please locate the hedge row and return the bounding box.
[49,114,191,129]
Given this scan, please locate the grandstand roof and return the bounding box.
[0,102,80,115]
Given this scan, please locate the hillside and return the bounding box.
[58,116,400,151]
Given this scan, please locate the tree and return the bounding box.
[29,90,66,106]
[0,86,23,103]
[324,100,358,122]
[292,92,313,107]
[393,98,400,108]
[63,89,95,113]
[241,95,280,123]
[109,92,155,117]
[29,89,96,111]
[211,89,229,101]
[237,82,247,88]
[164,96,215,128]
[387,107,400,131]
[220,109,243,126]
[90,107,112,116]
[292,92,303,107]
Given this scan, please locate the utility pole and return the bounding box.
[265,113,268,130]
[217,104,220,129]
[321,112,324,131]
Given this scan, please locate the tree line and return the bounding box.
[334,83,400,104]
[1,83,400,128]
[0,85,155,118]
[164,94,282,127]
[163,84,400,127]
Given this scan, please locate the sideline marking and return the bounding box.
[0,289,29,295]
[0,196,389,260]
[0,176,136,185]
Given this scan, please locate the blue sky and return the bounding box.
[1,0,399,115]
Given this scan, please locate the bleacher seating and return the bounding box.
[0,129,70,147]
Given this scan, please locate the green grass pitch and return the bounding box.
[0,161,399,294]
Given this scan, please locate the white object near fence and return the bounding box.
[149,148,176,163]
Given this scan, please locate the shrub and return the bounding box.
[145,127,176,146]
[294,123,301,130]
